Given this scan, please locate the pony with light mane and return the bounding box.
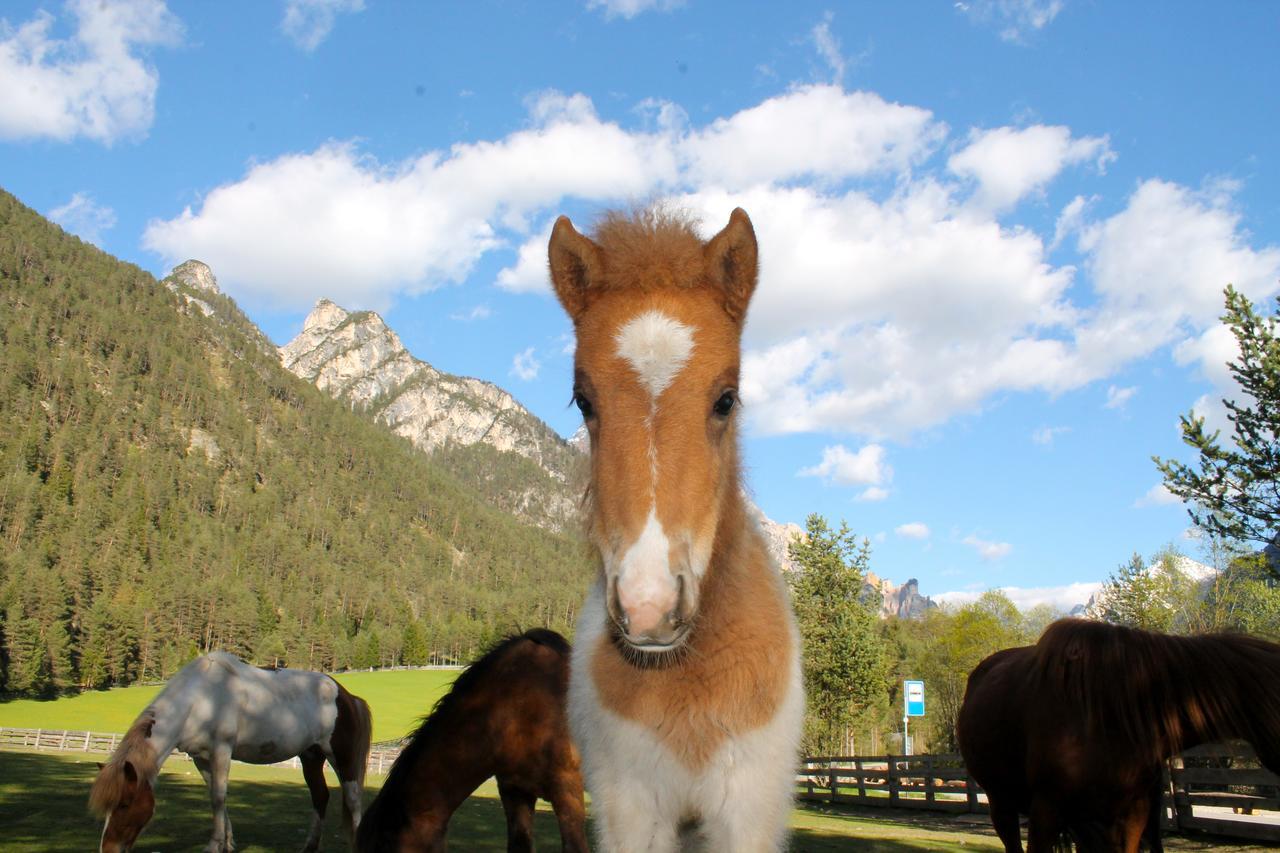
[89,651,372,853]
[548,206,803,851]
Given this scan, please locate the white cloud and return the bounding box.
[450,304,491,322]
[0,0,182,143]
[510,347,540,381]
[143,92,675,309]
[1134,483,1180,508]
[948,125,1113,213]
[1051,194,1091,250]
[496,221,554,294]
[895,522,931,540]
[1031,425,1070,445]
[810,13,845,85]
[585,0,683,19]
[1104,385,1136,409]
[856,486,889,503]
[799,444,892,491]
[936,581,1100,611]
[1076,179,1280,377]
[47,192,116,246]
[963,534,1013,560]
[142,83,1280,444]
[683,86,944,190]
[281,0,363,51]
[958,0,1065,43]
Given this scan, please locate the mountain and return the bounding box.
[862,573,936,619]
[1079,554,1219,616]
[281,300,582,532]
[0,188,591,696]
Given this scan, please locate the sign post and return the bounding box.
[903,680,925,756]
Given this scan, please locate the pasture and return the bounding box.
[4,671,1275,850]
[3,748,1013,852]
[3,748,1276,851]
[0,668,459,745]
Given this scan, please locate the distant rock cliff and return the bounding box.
[863,572,936,619]
[280,299,583,531]
[165,259,220,317]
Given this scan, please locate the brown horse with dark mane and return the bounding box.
[958,618,1280,852]
[356,629,588,852]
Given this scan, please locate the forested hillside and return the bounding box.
[0,189,593,695]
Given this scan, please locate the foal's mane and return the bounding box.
[88,712,159,816]
[589,206,707,292]
[1032,619,1280,764]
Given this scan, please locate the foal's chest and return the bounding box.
[590,624,790,770]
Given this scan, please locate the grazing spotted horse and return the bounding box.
[89,652,372,852]
[549,207,804,851]
[958,618,1280,852]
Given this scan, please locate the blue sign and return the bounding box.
[904,680,925,717]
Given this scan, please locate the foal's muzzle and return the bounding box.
[607,570,695,652]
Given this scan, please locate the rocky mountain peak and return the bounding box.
[863,571,936,619]
[302,298,352,335]
[170,260,220,295]
[280,299,582,532]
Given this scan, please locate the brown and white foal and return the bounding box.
[549,206,803,852]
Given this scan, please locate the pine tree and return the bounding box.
[1155,286,1280,572]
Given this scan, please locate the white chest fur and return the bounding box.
[568,582,803,852]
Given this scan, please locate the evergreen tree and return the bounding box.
[1156,286,1280,571]
[1087,549,1199,632]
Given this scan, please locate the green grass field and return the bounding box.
[4,749,1275,851]
[328,669,458,743]
[0,749,1009,852]
[3,675,1270,851]
[0,668,459,745]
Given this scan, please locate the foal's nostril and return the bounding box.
[607,575,629,632]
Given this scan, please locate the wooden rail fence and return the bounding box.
[797,745,1280,843]
[0,726,404,776]
[4,727,1276,842]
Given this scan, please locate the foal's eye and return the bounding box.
[573,392,595,420]
[713,390,737,418]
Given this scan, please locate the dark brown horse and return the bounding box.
[957,618,1280,853]
[356,629,588,852]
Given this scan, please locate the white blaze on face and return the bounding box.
[615,309,695,399]
[611,309,696,635]
[614,509,677,635]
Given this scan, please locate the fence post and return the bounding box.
[828,760,837,804]
[889,757,899,804]
[966,770,980,813]
[856,758,867,801]
[1169,755,1192,831]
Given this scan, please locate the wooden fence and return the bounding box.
[4,728,1276,842]
[0,726,404,777]
[797,745,1280,843]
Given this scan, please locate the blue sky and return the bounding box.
[3,0,1278,609]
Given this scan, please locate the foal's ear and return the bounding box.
[548,215,604,323]
[123,760,138,785]
[703,208,758,325]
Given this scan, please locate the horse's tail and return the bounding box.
[334,682,373,836]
